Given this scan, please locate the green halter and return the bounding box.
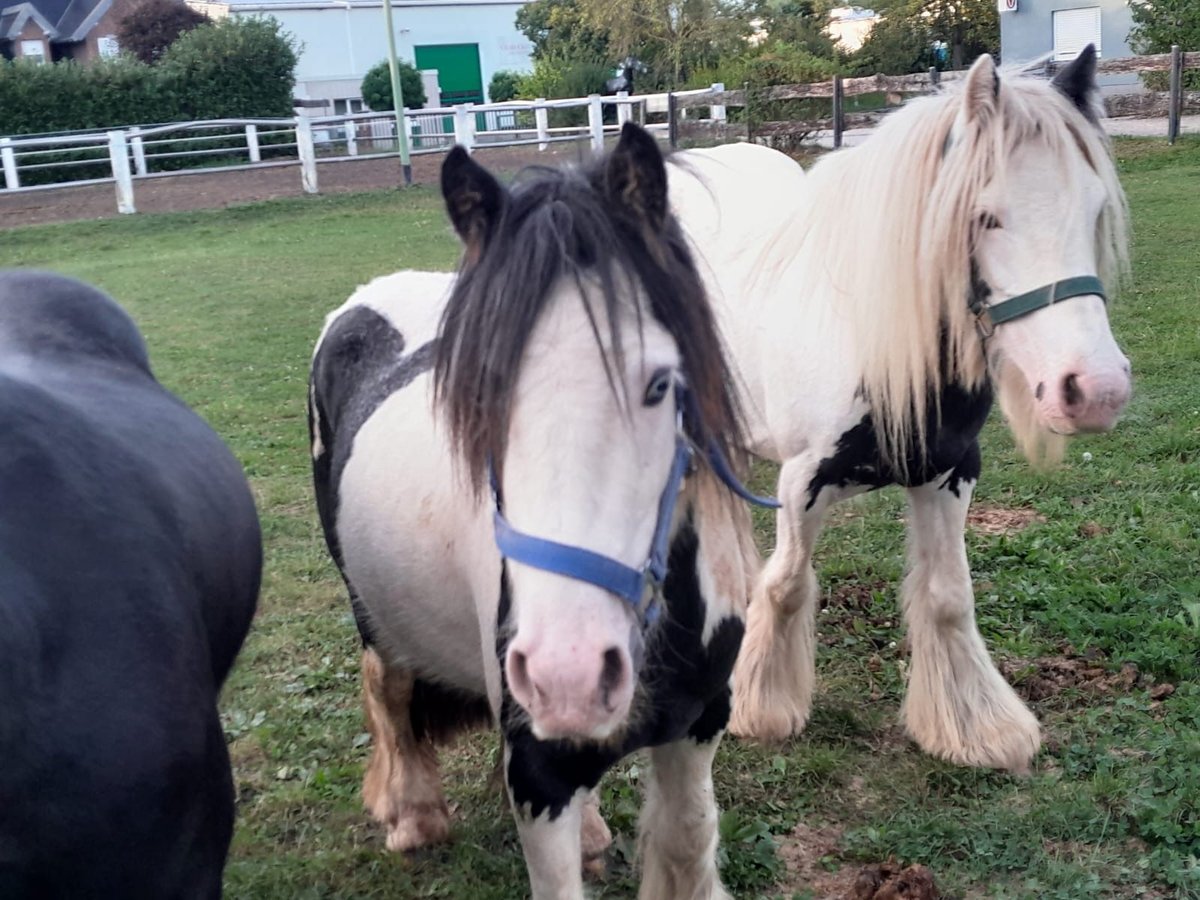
[971,275,1106,338]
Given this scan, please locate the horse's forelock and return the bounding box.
[433,160,747,497]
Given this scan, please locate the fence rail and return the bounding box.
[1,47,1195,216]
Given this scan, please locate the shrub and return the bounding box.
[488,69,522,102]
[158,17,299,119]
[116,0,208,64]
[360,60,427,111]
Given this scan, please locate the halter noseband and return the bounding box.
[970,275,1107,339]
[489,382,779,627]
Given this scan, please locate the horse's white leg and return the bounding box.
[510,779,586,900]
[360,647,451,850]
[902,476,1041,772]
[731,453,831,741]
[638,737,730,900]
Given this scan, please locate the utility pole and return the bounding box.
[381,0,413,185]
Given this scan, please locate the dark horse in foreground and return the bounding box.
[0,271,262,898]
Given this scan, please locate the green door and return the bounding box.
[414,43,484,106]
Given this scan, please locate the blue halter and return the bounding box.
[489,383,779,627]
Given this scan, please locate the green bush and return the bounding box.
[516,54,610,99]
[360,60,427,111]
[0,18,299,185]
[158,17,298,119]
[488,69,523,102]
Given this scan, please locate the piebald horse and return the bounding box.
[669,46,1130,772]
[0,271,262,897]
[309,124,773,898]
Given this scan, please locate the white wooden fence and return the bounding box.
[0,87,723,216]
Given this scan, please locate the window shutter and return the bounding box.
[1052,7,1102,62]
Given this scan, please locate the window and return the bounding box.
[97,35,119,58]
[333,98,366,116]
[1052,7,1102,62]
[19,40,46,63]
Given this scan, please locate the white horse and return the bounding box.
[309,124,771,899]
[668,46,1131,772]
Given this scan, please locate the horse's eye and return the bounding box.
[980,212,1002,230]
[643,368,672,407]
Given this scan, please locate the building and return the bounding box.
[187,0,534,113]
[0,0,132,62]
[999,0,1139,93]
[827,6,878,54]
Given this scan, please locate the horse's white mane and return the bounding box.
[761,60,1130,469]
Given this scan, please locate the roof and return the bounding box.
[0,0,109,42]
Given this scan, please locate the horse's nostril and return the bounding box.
[508,650,531,697]
[1062,373,1084,411]
[599,647,625,709]
[1035,382,1045,401]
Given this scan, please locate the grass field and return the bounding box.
[2,136,1198,899]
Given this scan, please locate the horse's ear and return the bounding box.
[1052,44,1100,122]
[963,53,1000,123]
[441,146,506,259]
[605,122,668,230]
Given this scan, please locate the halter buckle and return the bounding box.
[973,305,996,340]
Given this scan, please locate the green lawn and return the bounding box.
[2,136,1198,899]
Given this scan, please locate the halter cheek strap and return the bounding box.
[489,384,779,627]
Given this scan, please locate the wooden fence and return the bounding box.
[673,47,1199,149]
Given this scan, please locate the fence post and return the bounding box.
[616,90,632,126]
[129,127,147,177]
[402,110,414,153]
[832,74,844,149]
[246,123,261,162]
[1168,44,1182,145]
[587,94,605,154]
[667,91,678,148]
[711,82,726,123]
[107,130,135,214]
[453,104,475,151]
[929,66,940,87]
[744,81,752,143]
[0,138,18,190]
[343,120,357,157]
[295,116,319,194]
[535,99,550,151]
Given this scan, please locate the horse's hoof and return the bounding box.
[385,805,451,852]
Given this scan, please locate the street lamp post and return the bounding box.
[381,0,413,185]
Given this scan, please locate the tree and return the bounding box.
[576,0,751,87]
[360,60,427,111]
[1129,0,1200,88]
[488,70,522,102]
[854,0,996,73]
[159,17,299,118]
[116,0,208,63]
[515,0,612,62]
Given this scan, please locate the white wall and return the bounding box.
[229,0,533,107]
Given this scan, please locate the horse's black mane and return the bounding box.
[433,152,746,494]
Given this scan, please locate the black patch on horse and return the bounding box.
[308,305,435,642]
[498,512,743,821]
[410,680,494,745]
[807,326,994,507]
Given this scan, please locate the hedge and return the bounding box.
[0,17,297,137]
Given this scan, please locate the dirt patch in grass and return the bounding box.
[850,861,941,899]
[778,825,943,899]
[1000,649,1175,705]
[966,504,1045,536]
[818,580,896,651]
